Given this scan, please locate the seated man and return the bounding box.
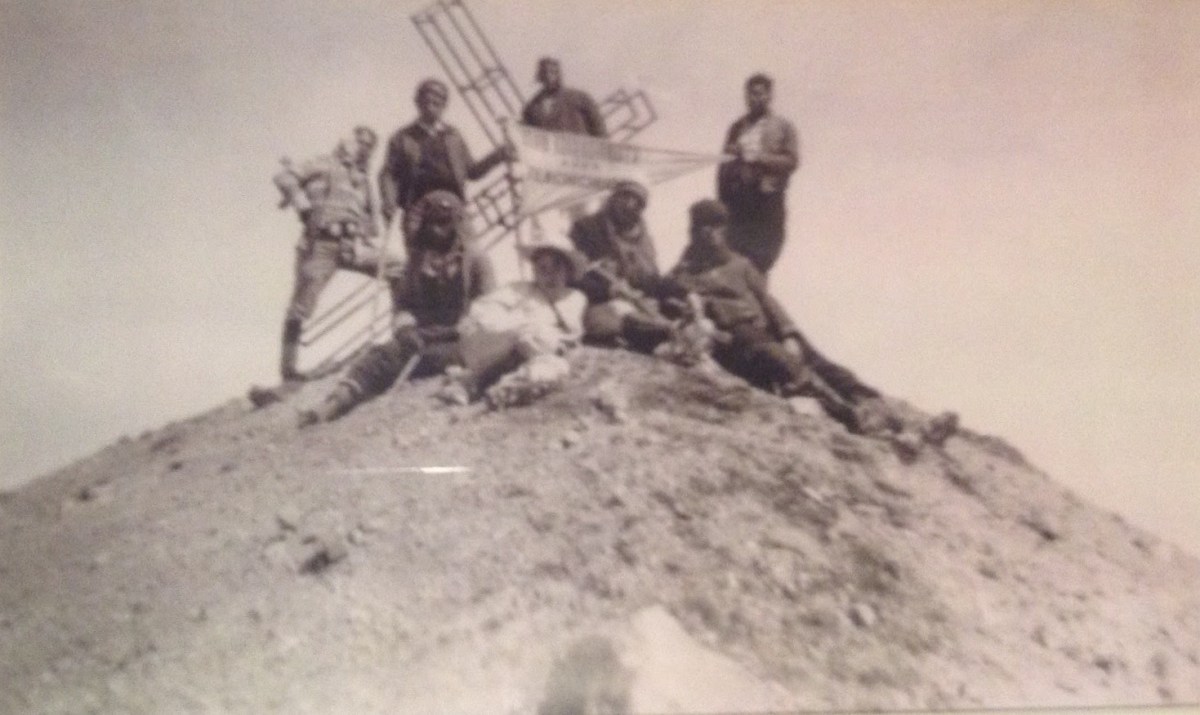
[568,181,674,352]
[299,191,495,426]
[662,200,879,432]
[664,199,958,448]
[438,232,587,408]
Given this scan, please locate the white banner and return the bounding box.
[506,122,725,217]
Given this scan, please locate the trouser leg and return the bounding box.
[754,340,860,432]
[286,239,341,322]
[300,329,422,427]
[716,326,861,433]
[727,193,786,276]
[582,301,672,353]
[344,329,422,398]
[786,373,861,433]
[714,324,792,391]
[793,332,880,400]
[459,330,522,395]
[283,239,340,380]
[620,313,674,354]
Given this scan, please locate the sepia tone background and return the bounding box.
[2,0,1197,556]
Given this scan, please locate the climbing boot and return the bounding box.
[280,318,304,382]
[247,380,303,409]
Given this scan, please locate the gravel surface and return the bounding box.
[2,348,1197,713]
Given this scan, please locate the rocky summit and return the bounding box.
[2,348,1197,713]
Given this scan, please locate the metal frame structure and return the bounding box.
[299,277,393,378]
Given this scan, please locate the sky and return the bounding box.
[1,0,1198,554]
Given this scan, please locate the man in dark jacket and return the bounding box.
[299,191,496,426]
[378,78,512,249]
[521,57,606,138]
[663,200,876,432]
[568,181,674,352]
[716,73,799,275]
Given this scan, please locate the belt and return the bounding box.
[316,221,362,240]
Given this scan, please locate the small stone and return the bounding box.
[787,396,824,418]
[560,430,582,449]
[977,561,1001,580]
[1020,511,1060,542]
[299,536,348,575]
[590,380,630,424]
[849,602,877,628]
[275,505,302,532]
[1032,624,1048,647]
[190,606,207,623]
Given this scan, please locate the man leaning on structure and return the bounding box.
[378,78,513,253]
[717,73,799,276]
[272,125,379,383]
[521,57,607,138]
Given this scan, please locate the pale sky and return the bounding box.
[2,0,1198,553]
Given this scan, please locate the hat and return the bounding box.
[610,180,648,206]
[415,78,449,101]
[689,199,729,228]
[518,233,586,281]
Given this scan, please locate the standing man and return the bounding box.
[521,57,607,138]
[378,78,513,252]
[272,125,379,382]
[717,73,800,275]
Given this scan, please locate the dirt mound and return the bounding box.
[2,348,1198,713]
